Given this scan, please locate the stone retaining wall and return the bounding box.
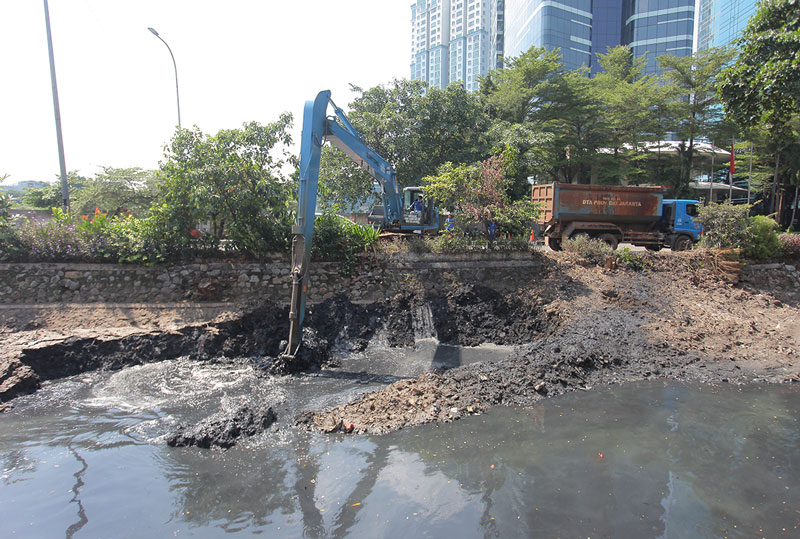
[0,252,545,305]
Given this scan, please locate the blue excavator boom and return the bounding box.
[282,90,438,360]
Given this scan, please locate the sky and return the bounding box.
[0,0,412,185]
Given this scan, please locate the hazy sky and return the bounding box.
[0,1,412,184]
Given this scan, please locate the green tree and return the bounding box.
[718,0,800,214]
[71,167,159,217]
[593,46,669,183]
[422,153,538,239]
[658,47,736,196]
[318,80,490,210]
[21,172,87,209]
[158,116,296,257]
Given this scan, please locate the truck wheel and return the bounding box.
[548,238,562,251]
[598,233,619,250]
[672,235,693,251]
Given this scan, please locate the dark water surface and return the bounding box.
[1,357,798,538]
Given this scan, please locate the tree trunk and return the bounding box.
[790,183,799,231]
[770,151,781,214]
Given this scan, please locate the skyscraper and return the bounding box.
[411,0,450,89]
[411,0,498,91]
[622,0,696,74]
[696,0,759,50]
[504,0,594,72]
[502,0,696,74]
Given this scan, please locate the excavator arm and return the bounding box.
[282,90,403,360]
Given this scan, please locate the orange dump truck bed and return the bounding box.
[531,183,664,225]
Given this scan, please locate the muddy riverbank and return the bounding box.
[2,251,798,432]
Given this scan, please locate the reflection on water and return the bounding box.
[1,358,799,538]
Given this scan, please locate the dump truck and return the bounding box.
[531,183,702,251]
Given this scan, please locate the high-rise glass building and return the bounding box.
[412,0,719,87]
[696,0,758,50]
[502,0,696,74]
[411,0,451,89]
[411,0,498,91]
[490,0,506,69]
[622,0,696,74]
[504,0,594,72]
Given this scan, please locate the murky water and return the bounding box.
[1,352,799,538]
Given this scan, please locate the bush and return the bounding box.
[695,202,751,249]
[563,234,614,265]
[616,247,652,270]
[744,215,781,260]
[17,208,114,262]
[311,214,380,273]
[779,233,800,257]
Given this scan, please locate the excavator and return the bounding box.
[281,90,439,360]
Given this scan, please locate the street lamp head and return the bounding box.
[147,27,159,36]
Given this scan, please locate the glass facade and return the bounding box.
[696,0,758,50]
[490,0,506,69]
[622,0,695,74]
[591,0,624,74]
[503,0,697,76]
[505,0,594,71]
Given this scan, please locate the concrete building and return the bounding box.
[696,0,758,51]
[411,0,497,91]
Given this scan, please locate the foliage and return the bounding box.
[423,228,486,253]
[696,203,782,259]
[744,215,782,259]
[657,48,737,196]
[71,167,160,217]
[0,192,10,226]
[616,247,652,271]
[318,80,489,210]
[718,0,800,213]
[16,208,114,262]
[0,192,22,261]
[311,213,379,274]
[11,207,209,264]
[592,46,669,183]
[563,234,615,265]
[695,202,751,249]
[422,154,538,241]
[718,0,800,131]
[21,172,87,209]
[779,232,800,257]
[158,117,295,259]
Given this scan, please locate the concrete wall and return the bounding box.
[0,252,545,305]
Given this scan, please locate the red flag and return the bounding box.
[730,142,735,175]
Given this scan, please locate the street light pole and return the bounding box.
[43,0,69,211]
[147,27,181,128]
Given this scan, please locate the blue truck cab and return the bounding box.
[662,199,703,251]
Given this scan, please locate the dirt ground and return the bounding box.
[2,250,799,431]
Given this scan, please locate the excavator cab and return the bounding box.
[402,186,435,226]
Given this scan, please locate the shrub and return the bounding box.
[17,208,114,262]
[779,233,800,257]
[616,247,652,270]
[695,202,751,249]
[311,214,380,273]
[744,215,781,260]
[563,234,614,264]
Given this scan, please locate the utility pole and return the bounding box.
[44,0,69,211]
